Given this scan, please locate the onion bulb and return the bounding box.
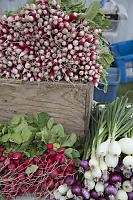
[118,138,133,155]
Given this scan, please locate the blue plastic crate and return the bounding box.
[111,40,133,82]
[93,67,121,102]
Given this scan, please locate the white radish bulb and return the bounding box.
[58,184,68,195]
[108,141,121,156]
[116,190,128,200]
[118,138,133,155]
[97,139,110,157]
[68,44,73,50]
[73,40,78,46]
[123,156,133,169]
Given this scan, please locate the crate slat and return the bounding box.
[0,79,93,137]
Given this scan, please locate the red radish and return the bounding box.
[23,158,30,166]
[93,78,98,87]
[57,147,64,154]
[67,160,75,167]
[8,163,16,171]
[69,12,78,21]
[55,182,60,188]
[17,164,25,172]
[33,156,40,164]
[34,160,41,168]
[0,147,5,152]
[47,143,53,150]
[0,156,5,161]
[47,179,54,188]
[66,166,73,173]
[47,158,54,164]
[49,149,56,157]
[42,159,47,165]
[4,158,11,166]
[13,152,22,160]
[21,185,27,193]
[50,169,58,178]
[13,159,20,165]
[42,153,48,159]
[29,187,34,193]
[54,154,62,162]
[60,156,66,164]
[0,162,4,168]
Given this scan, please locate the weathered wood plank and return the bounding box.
[0,79,93,137]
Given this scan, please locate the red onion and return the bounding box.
[71,185,82,196]
[90,190,99,199]
[80,160,89,170]
[110,173,122,185]
[123,169,132,179]
[131,176,133,185]
[105,184,117,196]
[128,192,133,200]
[98,197,108,200]
[100,173,110,183]
[81,188,90,199]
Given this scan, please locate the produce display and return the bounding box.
[0,97,133,200]
[0,0,132,200]
[0,0,113,89]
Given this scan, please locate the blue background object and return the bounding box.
[94,67,121,102]
[111,40,133,82]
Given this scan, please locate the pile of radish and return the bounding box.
[0,0,107,87]
[0,144,77,200]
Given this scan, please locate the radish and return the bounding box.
[47,143,53,150]
[13,152,22,160]
[69,12,78,21]
[4,158,11,166]
[8,163,16,171]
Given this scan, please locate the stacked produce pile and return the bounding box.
[0,97,133,200]
[0,145,76,200]
[0,112,80,200]
[80,97,133,200]
[0,0,113,87]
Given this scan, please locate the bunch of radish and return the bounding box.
[0,144,76,200]
[0,0,103,87]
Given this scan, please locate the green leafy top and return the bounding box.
[0,112,80,163]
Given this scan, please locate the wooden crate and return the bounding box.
[0,79,93,138]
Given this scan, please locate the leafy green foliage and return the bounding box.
[26,165,38,176]
[83,1,101,20]
[0,113,81,162]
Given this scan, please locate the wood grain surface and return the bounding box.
[0,79,93,137]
